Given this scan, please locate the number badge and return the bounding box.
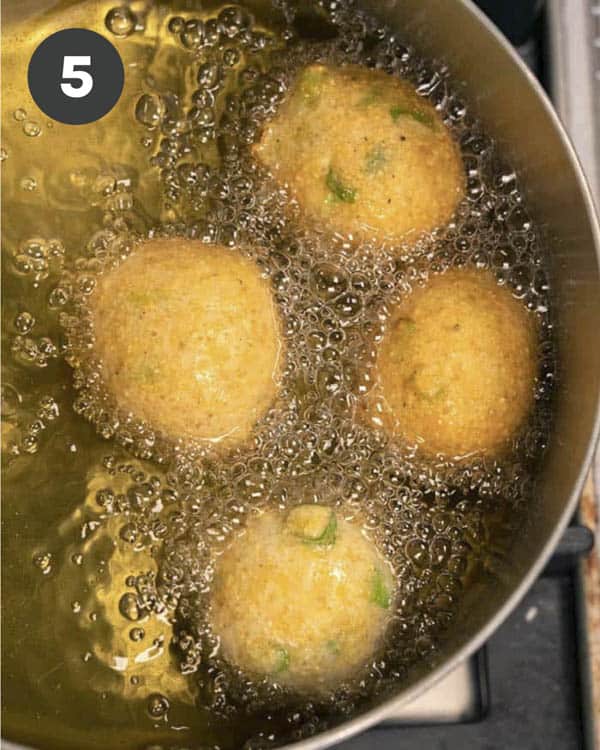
[28,28,124,125]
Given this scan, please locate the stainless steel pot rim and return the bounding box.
[3,1,600,750]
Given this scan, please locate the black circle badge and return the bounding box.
[28,28,124,125]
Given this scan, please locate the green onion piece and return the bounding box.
[306,511,337,545]
[325,639,341,656]
[286,505,338,546]
[272,645,290,674]
[371,568,391,609]
[390,105,435,129]
[326,167,357,204]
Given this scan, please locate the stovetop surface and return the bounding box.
[340,573,585,750]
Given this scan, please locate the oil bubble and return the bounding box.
[119,592,142,621]
[218,6,251,38]
[48,286,70,309]
[105,5,137,37]
[33,551,53,574]
[147,692,170,718]
[167,16,184,34]
[120,522,139,543]
[197,62,221,90]
[311,262,348,300]
[180,18,204,49]
[23,121,41,137]
[130,626,145,642]
[20,177,37,191]
[14,311,35,334]
[223,47,242,67]
[135,94,163,129]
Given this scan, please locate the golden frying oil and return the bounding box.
[2,1,555,749]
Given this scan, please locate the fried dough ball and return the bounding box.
[90,238,284,448]
[254,63,465,243]
[371,268,538,458]
[210,505,395,692]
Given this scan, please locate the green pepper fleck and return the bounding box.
[390,105,435,129]
[326,167,357,204]
[371,568,391,609]
[325,639,341,656]
[365,144,388,175]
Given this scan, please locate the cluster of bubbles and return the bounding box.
[95,454,179,556]
[11,236,66,287]
[2,377,61,457]
[10,394,60,456]
[13,108,42,137]
[8,238,66,381]
[11,332,59,370]
[6,0,557,746]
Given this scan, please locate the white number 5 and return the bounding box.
[60,55,93,98]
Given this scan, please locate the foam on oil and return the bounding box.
[2,1,555,749]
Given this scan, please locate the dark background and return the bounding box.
[473,0,543,45]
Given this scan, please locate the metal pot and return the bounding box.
[2,0,599,748]
[290,1,600,747]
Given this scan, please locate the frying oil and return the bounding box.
[1,1,555,749]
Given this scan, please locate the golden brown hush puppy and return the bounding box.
[255,64,465,244]
[369,268,538,458]
[90,238,284,449]
[210,505,395,692]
